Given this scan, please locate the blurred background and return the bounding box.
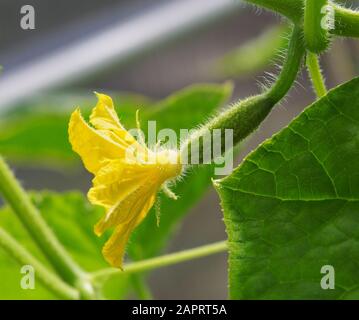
[0,0,358,299]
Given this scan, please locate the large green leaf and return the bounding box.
[0,191,131,299]
[214,77,359,299]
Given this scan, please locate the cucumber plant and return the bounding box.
[0,0,358,299]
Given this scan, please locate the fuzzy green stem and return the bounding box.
[265,26,305,102]
[306,52,327,98]
[0,156,92,294]
[91,240,228,280]
[245,0,359,38]
[304,0,330,53]
[334,5,359,38]
[246,0,303,24]
[0,227,79,300]
[181,25,304,162]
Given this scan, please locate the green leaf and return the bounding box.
[214,77,359,299]
[215,24,289,78]
[0,191,131,299]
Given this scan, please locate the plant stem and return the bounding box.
[304,0,329,53]
[0,227,79,300]
[245,0,359,38]
[306,51,327,98]
[0,157,90,291]
[335,5,359,38]
[92,240,228,280]
[181,25,304,162]
[265,25,305,102]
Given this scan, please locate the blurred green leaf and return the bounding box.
[215,24,289,78]
[215,77,359,299]
[0,191,130,299]
[145,82,233,134]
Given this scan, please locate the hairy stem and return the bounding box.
[306,52,327,98]
[91,240,228,280]
[304,0,329,53]
[246,0,302,24]
[335,5,359,38]
[0,227,79,300]
[265,26,305,102]
[0,157,93,296]
[245,0,359,38]
[181,25,304,162]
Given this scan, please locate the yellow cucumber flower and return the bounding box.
[68,93,182,268]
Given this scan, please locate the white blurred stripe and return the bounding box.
[0,0,240,112]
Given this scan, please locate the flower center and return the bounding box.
[155,149,183,180]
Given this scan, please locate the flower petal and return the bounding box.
[88,160,150,209]
[92,163,159,236]
[90,93,124,132]
[90,92,146,153]
[101,188,157,268]
[68,94,183,268]
[68,109,124,174]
